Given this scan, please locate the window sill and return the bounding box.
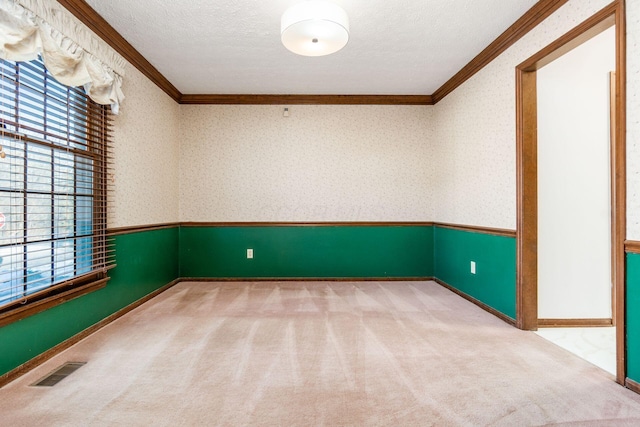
[0,274,109,328]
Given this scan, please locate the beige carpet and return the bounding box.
[2,280,640,426]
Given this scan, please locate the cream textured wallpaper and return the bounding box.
[433,0,613,230]
[106,0,640,232]
[179,105,435,222]
[109,65,180,228]
[628,0,640,241]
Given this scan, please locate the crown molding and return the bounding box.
[56,0,182,102]
[431,0,569,104]
[59,0,566,106]
[179,94,433,105]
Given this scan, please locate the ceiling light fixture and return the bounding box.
[281,1,349,57]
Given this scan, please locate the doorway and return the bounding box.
[515,1,626,384]
[535,26,616,375]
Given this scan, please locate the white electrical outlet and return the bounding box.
[470,261,476,274]
[247,248,253,259]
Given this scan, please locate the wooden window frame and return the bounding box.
[0,57,113,327]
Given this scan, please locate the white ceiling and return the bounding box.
[84,0,539,95]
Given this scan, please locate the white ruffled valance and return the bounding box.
[0,0,125,113]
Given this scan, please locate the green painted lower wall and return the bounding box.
[0,227,179,377]
[434,227,517,319]
[627,253,640,381]
[1,223,521,380]
[180,225,517,322]
[179,225,434,279]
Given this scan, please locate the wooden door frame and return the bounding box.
[515,0,626,384]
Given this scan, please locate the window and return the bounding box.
[0,57,113,319]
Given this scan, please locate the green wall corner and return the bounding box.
[434,226,516,319]
[0,227,179,377]
[627,253,640,381]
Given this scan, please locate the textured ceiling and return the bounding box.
[84,0,539,95]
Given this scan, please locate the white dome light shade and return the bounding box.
[281,1,349,57]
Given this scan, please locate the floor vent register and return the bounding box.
[31,362,87,387]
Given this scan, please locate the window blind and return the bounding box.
[0,56,114,310]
